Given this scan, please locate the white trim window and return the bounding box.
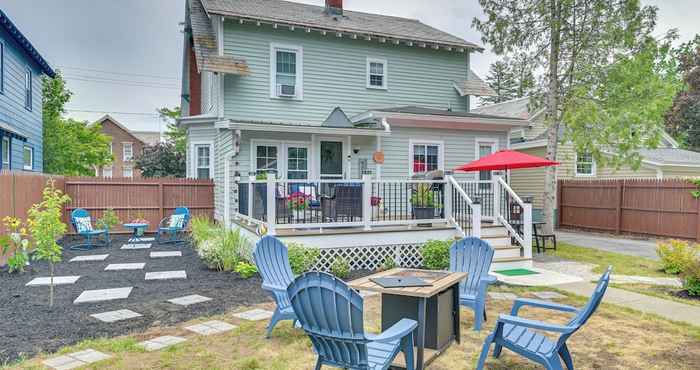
[103,165,113,178]
[476,139,498,182]
[287,146,309,180]
[255,143,280,177]
[23,145,33,170]
[270,43,303,99]
[24,68,32,111]
[194,144,212,179]
[409,140,443,176]
[575,150,596,177]
[366,58,387,89]
[1,136,9,168]
[122,165,133,178]
[122,142,133,161]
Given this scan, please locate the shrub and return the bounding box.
[194,222,252,272]
[381,255,397,271]
[682,259,700,296]
[235,261,258,278]
[421,239,452,270]
[330,256,350,279]
[656,239,698,274]
[287,242,320,275]
[1,217,31,273]
[96,209,120,231]
[190,216,217,246]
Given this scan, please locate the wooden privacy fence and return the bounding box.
[558,179,700,241]
[1,171,214,234]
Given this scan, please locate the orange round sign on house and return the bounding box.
[373,151,385,164]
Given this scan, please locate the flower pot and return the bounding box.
[413,207,435,227]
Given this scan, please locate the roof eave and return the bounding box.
[0,9,55,78]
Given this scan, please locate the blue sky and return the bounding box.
[2,0,697,132]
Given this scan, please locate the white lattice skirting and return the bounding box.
[312,243,425,272]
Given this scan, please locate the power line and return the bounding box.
[64,76,180,90]
[57,65,180,81]
[66,109,161,116]
[63,73,180,88]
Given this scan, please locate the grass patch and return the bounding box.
[56,337,144,355]
[611,283,700,307]
[553,242,668,277]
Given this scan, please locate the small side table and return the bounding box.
[123,223,149,243]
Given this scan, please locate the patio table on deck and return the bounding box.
[348,268,467,370]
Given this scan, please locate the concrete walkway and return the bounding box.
[556,281,700,327]
[556,230,659,260]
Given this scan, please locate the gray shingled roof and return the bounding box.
[200,0,481,50]
[190,0,249,74]
[372,106,527,121]
[637,148,700,166]
[454,70,497,97]
[471,97,534,120]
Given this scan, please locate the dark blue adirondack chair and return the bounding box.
[476,267,612,370]
[449,237,497,331]
[156,207,190,245]
[70,208,110,250]
[253,236,298,338]
[288,272,418,370]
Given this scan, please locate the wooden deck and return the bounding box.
[233,218,455,237]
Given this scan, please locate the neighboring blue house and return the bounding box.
[0,9,55,172]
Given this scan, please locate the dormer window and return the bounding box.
[270,43,303,100]
[367,58,387,90]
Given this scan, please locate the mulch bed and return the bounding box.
[673,289,700,302]
[0,236,270,364]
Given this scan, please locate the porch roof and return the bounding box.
[214,119,389,136]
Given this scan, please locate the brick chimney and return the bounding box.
[325,0,343,15]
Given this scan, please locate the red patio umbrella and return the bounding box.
[454,150,559,172]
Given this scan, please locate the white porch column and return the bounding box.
[266,173,276,235]
[362,174,372,231]
[492,173,502,225]
[347,135,352,179]
[472,199,482,238]
[523,196,533,259]
[444,174,453,223]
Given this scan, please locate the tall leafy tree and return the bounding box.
[135,142,186,178]
[42,72,112,175]
[158,107,186,155]
[474,0,657,232]
[665,41,700,150]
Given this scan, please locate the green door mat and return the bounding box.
[494,268,539,276]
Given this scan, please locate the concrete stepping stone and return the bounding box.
[533,291,566,300]
[74,287,133,304]
[26,276,80,287]
[145,270,187,281]
[121,243,152,250]
[168,294,212,306]
[150,251,182,258]
[105,263,146,271]
[488,292,518,300]
[70,254,109,262]
[233,308,274,321]
[185,320,237,335]
[139,335,186,351]
[90,309,142,323]
[43,349,111,370]
[129,237,155,242]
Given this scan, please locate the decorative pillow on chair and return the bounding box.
[75,217,93,233]
[169,214,186,228]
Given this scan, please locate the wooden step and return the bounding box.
[493,245,522,259]
[491,257,533,270]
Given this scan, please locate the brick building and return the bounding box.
[94,115,159,178]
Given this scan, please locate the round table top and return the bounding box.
[123,223,149,228]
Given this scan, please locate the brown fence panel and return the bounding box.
[0,171,65,232]
[558,179,700,241]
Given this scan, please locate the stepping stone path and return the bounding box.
[91,309,142,323]
[129,237,155,242]
[168,294,212,306]
[105,263,146,271]
[145,270,187,281]
[26,276,80,286]
[43,349,111,370]
[488,292,518,301]
[233,308,274,321]
[74,287,133,304]
[70,254,109,262]
[185,320,237,335]
[121,243,152,250]
[150,251,182,258]
[139,335,187,351]
[533,291,566,300]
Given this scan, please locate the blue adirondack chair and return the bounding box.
[288,272,418,370]
[449,237,497,331]
[69,208,110,250]
[253,235,298,338]
[476,267,612,370]
[156,207,190,245]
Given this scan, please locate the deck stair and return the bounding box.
[480,224,532,270]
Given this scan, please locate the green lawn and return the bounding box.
[611,283,700,307]
[552,242,669,277]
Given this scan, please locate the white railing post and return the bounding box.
[472,198,481,238]
[444,175,453,223]
[247,175,255,225]
[362,174,372,231]
[266,173,276,235]
[523,196,533,259]
[492,173,501,225]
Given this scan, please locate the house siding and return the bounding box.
[222,22,470,124]
[0,27,44,172]
[661,166,700,178]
